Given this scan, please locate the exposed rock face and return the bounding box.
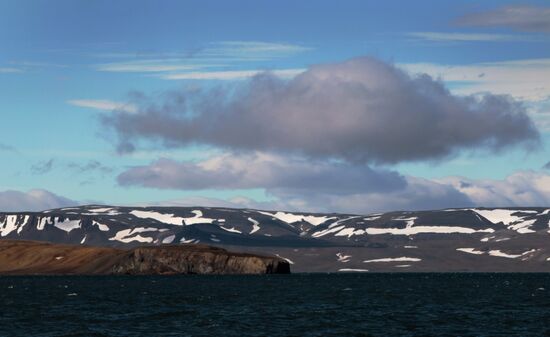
[0,240,290,275]
[112,245,290,275]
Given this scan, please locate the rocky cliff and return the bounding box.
[0,240,290,275]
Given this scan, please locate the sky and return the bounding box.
[1,0,550,213]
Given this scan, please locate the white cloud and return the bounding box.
[116,150,550,213]
[67,99,137,113]
[161,68,305,80]
[401,58,550,101]
[440,171,550,207]
[0,189,77,212]
[142,169,550,214]
[115,152,472,214]
[207,41,311,57]
[94,41,310,75]
[407,32,528,42]
[458,5,550,33]
[0,67,22,73]
[104,57,537,162]
[96,60,208,73]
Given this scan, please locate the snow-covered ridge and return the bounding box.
[1,206,550,254]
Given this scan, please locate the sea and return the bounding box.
[1,273,549,336]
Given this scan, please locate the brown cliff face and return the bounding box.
[0,240,290,275]
[112,245,290,275]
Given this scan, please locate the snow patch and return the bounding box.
[456,248,485,255]
[393,217,417,228]
[488,249,537,259]
[109,227,159,243]
[336,253,351,263]
[162,235,175,244]
[54,219,81,233]
[248,217,261,234]
[509,219,536,234]
[129,209,215,226]
[363,257,421,263]
[338,268,368,272]
[472,209,537,234]
[37,217,52,230]
[257,211,335,226]
[312,225,346,238]
[472,209,523,225]
[364,226,494,235]
[92,221,110,232]
[275,254,294,264]
[84,207,121,215]
[130,210,185,225]
[0,215,19,237]
[220,226,242,234]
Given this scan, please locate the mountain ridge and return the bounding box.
[2,205,550,272]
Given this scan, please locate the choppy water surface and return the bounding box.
[1,273,550,336]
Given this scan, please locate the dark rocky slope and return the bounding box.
[0,240,290,275]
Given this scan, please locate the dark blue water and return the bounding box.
[1,274,550,336]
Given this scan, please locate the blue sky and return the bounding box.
[1,0,549,213]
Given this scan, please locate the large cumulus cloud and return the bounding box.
[102,57,539,164]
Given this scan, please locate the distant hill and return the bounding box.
[2,205,550,272]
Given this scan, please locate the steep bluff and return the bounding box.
[112,245,290,275]
[0,240,290,275]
